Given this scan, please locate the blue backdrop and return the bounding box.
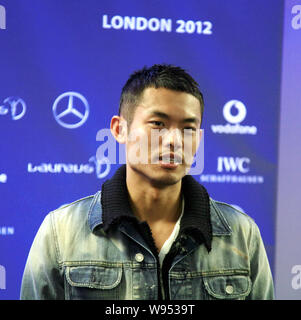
[0,0,283,299]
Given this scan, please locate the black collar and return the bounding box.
[101,165,212,252]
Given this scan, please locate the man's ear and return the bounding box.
[110,116,127,144]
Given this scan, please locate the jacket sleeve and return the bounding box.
[247,222,274,300]
[20,212,64,300]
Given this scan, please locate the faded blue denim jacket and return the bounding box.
[20,187,274,300]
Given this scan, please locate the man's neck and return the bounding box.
[126,165,182,225]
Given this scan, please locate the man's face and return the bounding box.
[125,87,202,187]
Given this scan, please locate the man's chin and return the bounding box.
[130,163,186,187]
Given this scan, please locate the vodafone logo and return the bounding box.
[211,99,257,135]
[0,173,7,183]
[223,100,247,124]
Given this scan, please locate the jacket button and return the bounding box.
[225,285,234,294]
[135,253,144,262]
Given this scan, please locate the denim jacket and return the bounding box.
[20,189,274,300]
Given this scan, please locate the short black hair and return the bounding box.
[119,64,204,127]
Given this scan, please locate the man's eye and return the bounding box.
[184,127,197,131]
[150,121,164,127]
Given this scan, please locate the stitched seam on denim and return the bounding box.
[60,261,158,269]
[210,200,232,232]
[213,200,255,223]
[49,212,62,270]
[169,268,250,278]
[210,199,232,233]
[87,191,101,229]
[204,276,252,299]
[51,195,94,213]
[249,222,259,261]
[66,267,122,289]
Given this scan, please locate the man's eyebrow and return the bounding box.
[149,111,170,119]
[182,117,200,124]
[149,111,200,124]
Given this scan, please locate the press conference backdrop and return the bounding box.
[0,0,297,300]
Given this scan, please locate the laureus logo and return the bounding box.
[27,156,111,180]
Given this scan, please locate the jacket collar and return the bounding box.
[88,165,230,252]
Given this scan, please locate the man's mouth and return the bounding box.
[157,153,182,168]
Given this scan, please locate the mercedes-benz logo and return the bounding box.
[52,92,89,129]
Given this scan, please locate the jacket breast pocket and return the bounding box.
[203,274,251,300]
[65,265,123,300]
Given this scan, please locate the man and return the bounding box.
[20,64,274,300]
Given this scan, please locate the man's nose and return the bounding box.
[162,128,182,151]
